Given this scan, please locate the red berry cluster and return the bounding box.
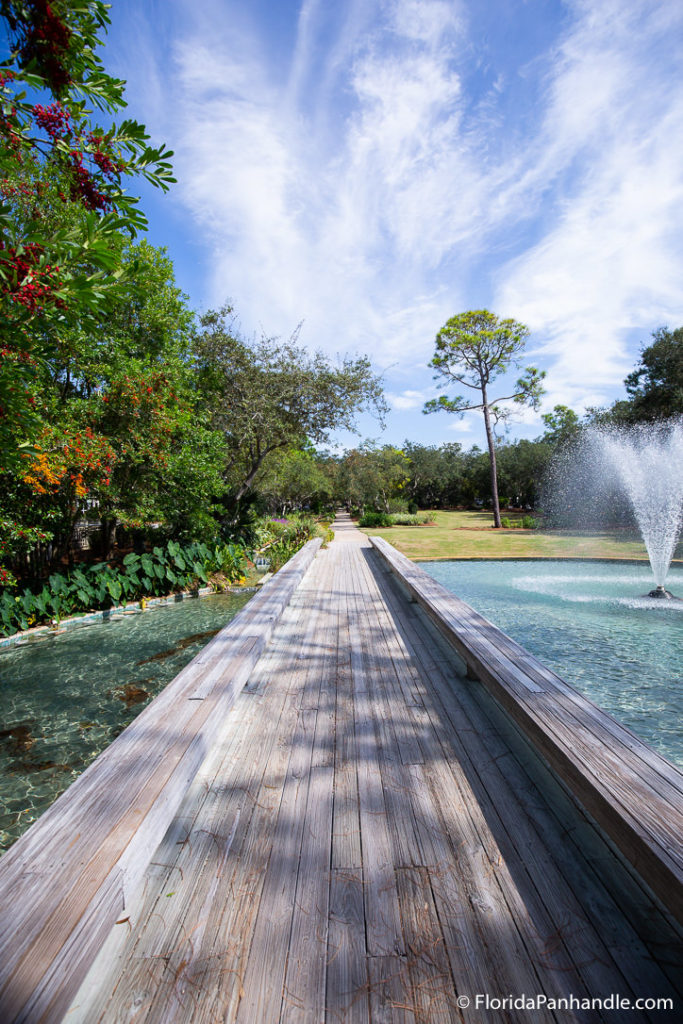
[0,346,35,364]
[87,133,125,177]
[0,242,65,313]
[69,148,110,210]
[32,100,71,139]
[16,1,73,93]
[29,103,123,211]
[0,179,37,199]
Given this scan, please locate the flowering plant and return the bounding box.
[0,0,175,471]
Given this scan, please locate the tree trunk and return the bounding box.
[481,387,502,528]
[233,447,277,503]
[101,516,118,559]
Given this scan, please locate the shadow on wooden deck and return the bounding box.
[1,522,681,1022]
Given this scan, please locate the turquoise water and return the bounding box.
[417,560,683,767]
[0,591,251,852]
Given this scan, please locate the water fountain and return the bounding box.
[543,417,683,600]
[590,420,683,599]
[415,418,683,766]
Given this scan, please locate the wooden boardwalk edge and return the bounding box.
[369,534,683,926]
[0,537,322,1024]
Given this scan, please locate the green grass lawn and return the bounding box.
[357,509,656,561]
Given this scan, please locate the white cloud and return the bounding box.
[496,0,683,409]
[164,0,479,367]
[129,0,683,440]
[388,389,426,410]
[448,416,474,433]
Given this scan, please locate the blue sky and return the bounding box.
[101,0,683,451]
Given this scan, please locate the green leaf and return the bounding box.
[193,562,209,583]
[49,574,68,594]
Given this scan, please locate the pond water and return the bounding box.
[417,560,683,767]
[0,591,251,852]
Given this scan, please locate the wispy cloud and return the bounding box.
[121,0,683,439]
[496,0,683,413]
[388,389,426,411]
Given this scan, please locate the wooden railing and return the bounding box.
[0,538,322,1024]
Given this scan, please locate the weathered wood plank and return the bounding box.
[326,870,369,1024]
[68,557,322,1023]
[16,514,683,1021]
[366,550,683,1011]
[405,764,558,1023]
[0,539,322,1024]
[233,553,334,1024]
[350,555,424,868]
[367,956,416,1024]
[345,547,405,958]
[396,866,460,1023]
[353,552,425,767]
[281,765,334,1023]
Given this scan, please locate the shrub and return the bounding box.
[522,515,539,529]
[387,498,409,514]
[358,511,393,528]
[500,517,512,528]
[267,538,300,572]
[264,518,290,539]
[0,539,220,637]
[206,541,250,581]
[417,510,436,524]
[389,514,419,526]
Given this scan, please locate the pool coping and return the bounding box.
[405,554,683,564]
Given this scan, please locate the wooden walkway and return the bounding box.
[57,515,682,1023]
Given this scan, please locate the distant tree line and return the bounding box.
[272,327,681,520]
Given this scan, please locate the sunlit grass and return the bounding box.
[357,509,653,561]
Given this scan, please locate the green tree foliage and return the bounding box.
[622,327,683,422]
[56,242,226,550]
[1,241,228,568]
[401,440,465,508]
[257,445,334,516]
[540,404,581,446]
[424,310,545,527]
[194,307,388,503]
[0,0,174,469]
[496,439,552,508]
[337,443,410,512]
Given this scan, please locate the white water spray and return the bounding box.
[593,421,683,592]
